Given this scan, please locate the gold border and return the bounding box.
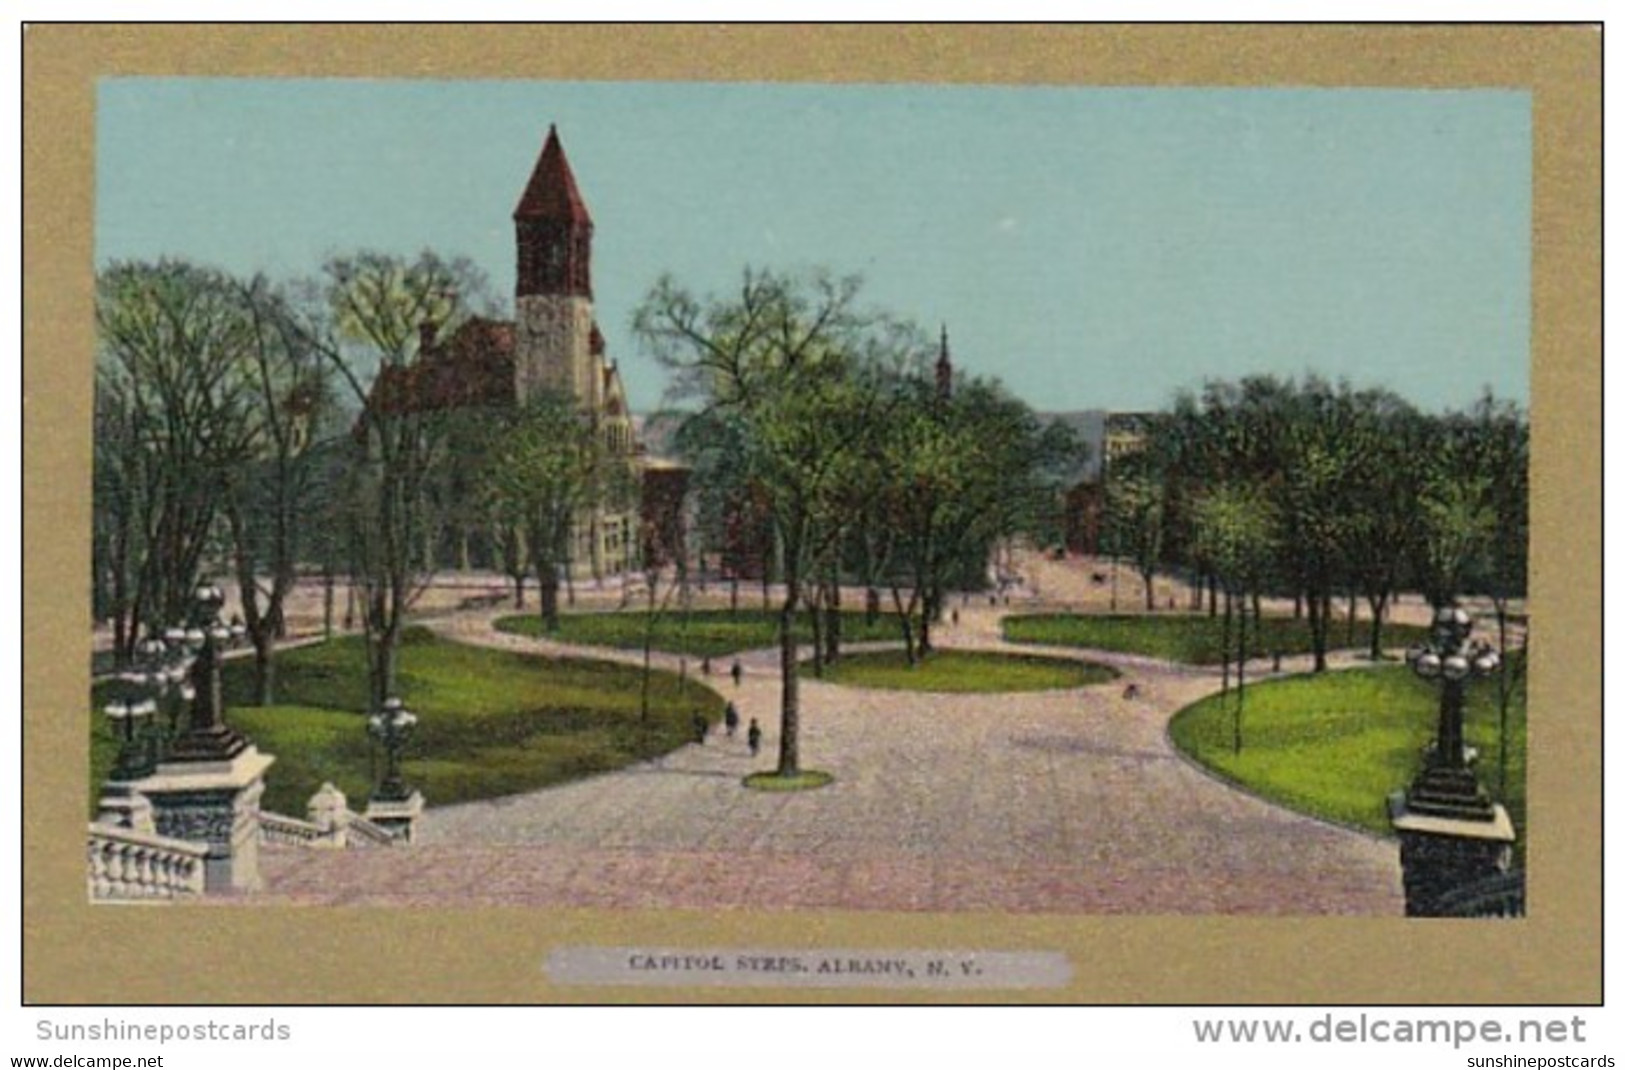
[23,24,1601,1004]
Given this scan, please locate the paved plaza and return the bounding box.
[256,561,1405,914]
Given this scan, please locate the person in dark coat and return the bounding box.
[724,701,740,737]
[747,718,762,757]
[730,659,743,687]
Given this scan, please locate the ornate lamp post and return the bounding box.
[97,581,274,893]
[368,697,419,803]
[101,696,159,781]
[1401,604,1502,821]
[1390,602,1517,916]
[164,582,251,763]
[364,696,425,842]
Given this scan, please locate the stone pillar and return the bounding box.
[306,782,352,848]
[365,790,425,844]
[95,782,155,835]
[134,746,275,893]
[1388,791,1517,917]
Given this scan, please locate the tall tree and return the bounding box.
[221,274,334,705]
[1191,481,1277,752]
[94,260,263,663]
[1103,456,1167,613]
[302,250,496,708]
[636,268,887,777]
[483,390,624,632]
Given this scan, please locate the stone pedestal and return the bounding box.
[1389,791,1517,917]
[95,781,156,834]
[133,746,275,894]
[365,790,425,843]
[307,782,353,847]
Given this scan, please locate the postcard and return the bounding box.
[23,24,1600,1005]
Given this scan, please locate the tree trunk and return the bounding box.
[1310,593,1331,673]
[1143,567,1156,612]
[1208,575,1218,618]
[1366,591,1388,661]
[1220,588,1232,695]
[917,588,934,656]
[254,634,276,707]
[777,586,802,777]
[323,566,335,640]
[890,587,918,666]
[824,577,842,663]
[539,562,561,631]
[1346,589,1358,645]
[1234,586,1247,754]
[810,598,825,679]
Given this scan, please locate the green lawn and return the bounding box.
[811,649,1118,693]
[1003,612,1432,666]
[496,607,912,659]
[1167,662,1527,859]
[91,628,724,817]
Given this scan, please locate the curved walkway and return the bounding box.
[257,604,1403,914]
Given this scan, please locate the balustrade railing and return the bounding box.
[87,823,207,901]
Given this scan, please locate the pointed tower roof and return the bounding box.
[513,125,593,224]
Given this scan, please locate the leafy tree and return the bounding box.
[300,250,496,708]
[220,274,334,704]
[483,390,625,632]
[94,260,263,663]
[636,268,889,777]
[1191,480,1277,752]
[1103,457,1167,613]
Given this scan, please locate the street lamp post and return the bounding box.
[368,697,419,803]
[1401,604,1502,822]
[1390,602,1517,916]
[97,581,274,893]
[164,582,251,763]
[364,696,425,842]
[101,697,159,781]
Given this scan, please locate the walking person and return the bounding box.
[724,700,740,738]
[731,658,743,688]
[747,718,762,758]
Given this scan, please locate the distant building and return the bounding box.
[1047,411,1156,556]
[366,124,686,580]
[1102,412,1155,471]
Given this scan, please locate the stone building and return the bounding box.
[369,124,683,580]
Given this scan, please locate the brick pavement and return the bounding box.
[255,599,1404,915]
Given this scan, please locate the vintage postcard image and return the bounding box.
[26,26,1599,1004]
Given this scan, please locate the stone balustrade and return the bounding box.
[87,823,208,901]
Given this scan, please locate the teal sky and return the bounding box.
[96,78,1531,414]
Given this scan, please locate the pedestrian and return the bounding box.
[951,609,960,627]
[692,710,709,744]
[724,701,740,737]
[747,718,762,757]
[731,658,743,687]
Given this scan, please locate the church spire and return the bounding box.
[514,124,593,299]
[935,323,953,402]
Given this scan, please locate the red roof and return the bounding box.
[513,125,592,225]
[365,317,517,416]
